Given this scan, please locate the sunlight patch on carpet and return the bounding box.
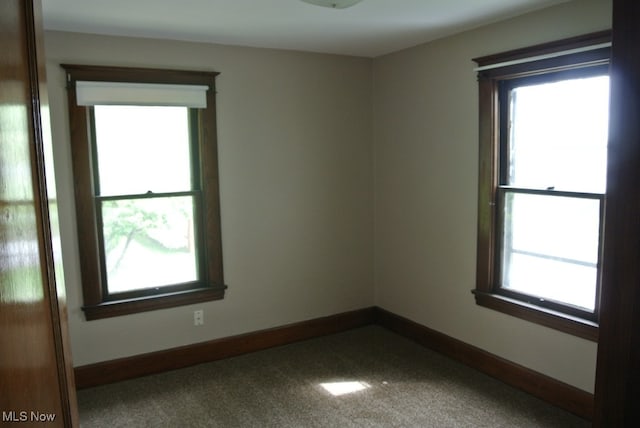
[320,381,371,396]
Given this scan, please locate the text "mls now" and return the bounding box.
[2,411,57,423]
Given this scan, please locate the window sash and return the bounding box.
[498,66,610,192]
[89,105,198,197]
[95,191,205,300]
[494,187,604,320]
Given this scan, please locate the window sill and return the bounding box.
[82,285,227,321]
[472,290,598,341]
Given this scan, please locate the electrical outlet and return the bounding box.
[194,310,204,326]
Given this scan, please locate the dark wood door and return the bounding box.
[593,0,640,426]
[0,0,78,426]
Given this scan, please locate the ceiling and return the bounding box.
[42,0,568,58]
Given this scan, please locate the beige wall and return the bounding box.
[45,32,374,366]
[373,0,611,393]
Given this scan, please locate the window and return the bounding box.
[63,65,226,320]
[472,31,611,340]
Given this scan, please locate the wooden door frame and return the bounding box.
[593,0,640,426]
[0,0,78,425]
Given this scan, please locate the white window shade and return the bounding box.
[76,81,209,108]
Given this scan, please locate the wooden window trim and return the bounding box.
[472,31,611,342]
[62,65,226,320]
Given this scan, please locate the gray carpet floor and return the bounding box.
[77,326,590,427]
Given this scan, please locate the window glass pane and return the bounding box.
[94,106,192,196]
[507,75,609,193]
[501,192,600,311]
[101,196,198,293]
[505,253,596,311]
